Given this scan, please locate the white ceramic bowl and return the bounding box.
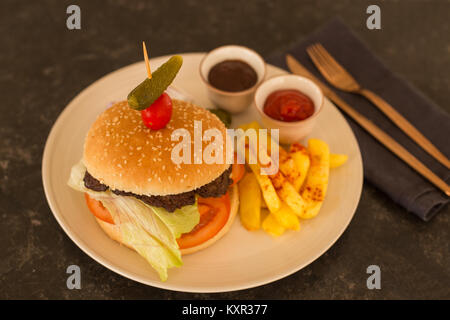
[199,45,266,113]
[254,75,324,144]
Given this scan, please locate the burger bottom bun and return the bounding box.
[95,184,239,255]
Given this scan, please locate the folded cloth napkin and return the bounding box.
[268,18,450,221]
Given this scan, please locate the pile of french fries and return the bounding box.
[237,122,348,237]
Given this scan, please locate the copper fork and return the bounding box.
[306,43,450,169]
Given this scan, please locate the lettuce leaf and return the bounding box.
[67,161,199,281]
[152,205,200,239]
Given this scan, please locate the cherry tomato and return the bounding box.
[141,92,172,130]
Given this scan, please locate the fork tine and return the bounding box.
[312,44,340,76]
[307,45,328,73]
[315,44,344,74]
[316,44,357,82]
[306,45,332,79]
[307,44,336,80]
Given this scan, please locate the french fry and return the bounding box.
[261,197,268,208]
[330,153,348,168]
[238,172,261,231]
[279,148,302,187]
[238,121,261,131]
[262,212,285,237]
[238,121,275,157]
[243,141,282,213]
[272,203,301,231]
[247,163,281,213]
[289,142,311,192]
[260,208,270,220]
[242,132,306,217]
[269,170,307,216]
[300,139,330,219]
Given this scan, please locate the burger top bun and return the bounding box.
[95,184,239,255]
[83,99,230,196]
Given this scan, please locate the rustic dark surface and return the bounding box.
[0,0,449,299]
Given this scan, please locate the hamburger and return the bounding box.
[68,99,241,281]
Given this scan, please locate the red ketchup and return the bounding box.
[263,89,315,122]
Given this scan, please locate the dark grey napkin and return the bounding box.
[268,18,450,221]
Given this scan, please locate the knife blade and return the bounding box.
[285,54,449,196]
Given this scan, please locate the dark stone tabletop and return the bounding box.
[0,0,448,299]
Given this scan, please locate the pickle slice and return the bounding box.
[127,55,183,110]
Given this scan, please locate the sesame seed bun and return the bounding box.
[95,184,239,255]
[83,99,230,196]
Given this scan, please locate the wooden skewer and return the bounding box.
[142,41,152,79]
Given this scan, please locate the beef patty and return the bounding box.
[83,166,232,212]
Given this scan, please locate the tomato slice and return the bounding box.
[231,152,245,186]
[84,193,114,224]
[231,163,245,186]
[85,191,232,250]
[177,193,230,250]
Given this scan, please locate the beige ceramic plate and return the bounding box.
[42,53,363,293]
